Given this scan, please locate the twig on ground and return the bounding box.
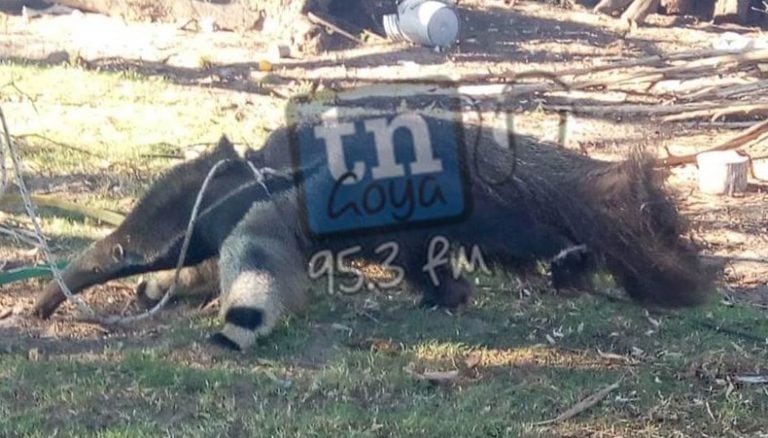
[534,379,623,425]
[663,103,768,122]
[545,101,768,118]
[0,225,40,247]
[1,80,39,114]
[1,193,125,226]
[307,12,365,45]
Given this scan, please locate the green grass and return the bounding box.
[1,290,767,437]
[2,61,768,438]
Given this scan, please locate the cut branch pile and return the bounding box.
[287,46,768,167]
[593,0,763,26]
[523,48,768,120]
[535,47,768,166]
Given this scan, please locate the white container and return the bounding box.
[383,0,460,48]
[696,150,749,195]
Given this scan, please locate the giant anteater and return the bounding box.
[202,112,713,351]
[31,134,473,319]
[33,113,713,352]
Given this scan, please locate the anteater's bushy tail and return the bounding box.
[575,148,712,307]
[516,143,714,307]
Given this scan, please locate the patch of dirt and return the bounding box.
[0,278,195,356]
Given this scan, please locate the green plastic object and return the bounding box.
[0,260,69,286]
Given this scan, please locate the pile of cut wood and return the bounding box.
[532,47,768,166]
[594,0,766,26]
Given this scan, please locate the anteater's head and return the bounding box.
[31,135,246,319]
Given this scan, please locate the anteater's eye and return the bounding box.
[91,266,102,274]
[111,243,125,262]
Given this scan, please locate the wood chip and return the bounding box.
[597,349,635,363]
[733,375,768,384]
[405,364,460,384]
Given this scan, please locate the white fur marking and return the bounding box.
[552,244,588,263]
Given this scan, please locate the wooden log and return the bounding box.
[661,0,696,14]
[696,150,749,195]
[661,118,768,166]
[713,0,751,24]
[621,0,661,24]
[594,0,634,14]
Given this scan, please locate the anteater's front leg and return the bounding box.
[135,258,220,308]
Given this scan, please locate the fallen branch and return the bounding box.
[535,379,623,425]
[546,101,768,118]
[660,118,768,166]
[0,193,125,226]
[681,79,768,101]
[663,103,768,122]
[0,225,41,248]
[680,121,756,129]
[306,11,365,45]
[12,133,103,157]
[291,47,768,92]
[555,47,764,79]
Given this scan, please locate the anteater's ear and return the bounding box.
[213,135,236,157]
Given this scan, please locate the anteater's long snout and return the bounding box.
[31,250,117,319]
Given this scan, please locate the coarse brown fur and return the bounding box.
[213,114,714,350]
